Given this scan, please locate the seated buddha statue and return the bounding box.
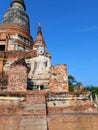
[28,46,51,80]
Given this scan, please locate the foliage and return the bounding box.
[69,86,74,92]
[84,86,98,98]
[68,75,98,96]
[68,75,77,92]
[68,75,76,86]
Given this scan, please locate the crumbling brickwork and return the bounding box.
[0,116,20,130]
[20,116,47,130]
[0,116,47,130]
[0,91,47,116]
[0,91,48,130]
[48,114,98,130]
[46,92,98,114]
[0,90,97,130]
[49,64,68,92]
[25,91,47,117]
[8,64,27,92]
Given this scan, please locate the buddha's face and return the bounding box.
[37,46,45,55]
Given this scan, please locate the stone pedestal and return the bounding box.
[28,78,50,90]
[28,71,50,90]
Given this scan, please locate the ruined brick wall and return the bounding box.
[7,64,27,92]
[25,91,47,117]
[20,116,47,130]
[0,91,48,130]
[48,114,98,130]
[0,91,98,130]
[0,116,47,130]
[0,91,47,116]
[0,116,20,130]
[46,92,98,114]
[49,64,68,92]
[0,114,98,130]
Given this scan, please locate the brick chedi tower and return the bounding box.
[33,23,46,51]
[0,0,33,52]
[0,0,34,90]
[33,23,51,58]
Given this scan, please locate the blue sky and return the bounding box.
[0,0,98,86]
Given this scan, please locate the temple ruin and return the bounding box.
[0,0,98,130]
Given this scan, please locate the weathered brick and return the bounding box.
[7,64,27,92]
[49,64,68,92]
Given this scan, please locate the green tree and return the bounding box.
[68,75,77,92]
[84,86,98,98]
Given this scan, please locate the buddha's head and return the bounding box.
[37,46,45,55]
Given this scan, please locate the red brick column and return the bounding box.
[8,65,27,92]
